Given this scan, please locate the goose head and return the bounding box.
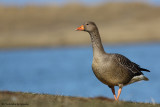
[76,21,98,32]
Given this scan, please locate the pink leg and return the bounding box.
[111,87,117,100]
[116,87,122,101]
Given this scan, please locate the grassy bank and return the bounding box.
[0,91,159,107]
[0,2,160,49]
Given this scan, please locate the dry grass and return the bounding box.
[0,2,160,48]
[0,91,159,107]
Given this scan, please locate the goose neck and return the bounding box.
[89,31,105,57]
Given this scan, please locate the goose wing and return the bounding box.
[113,54,150,76]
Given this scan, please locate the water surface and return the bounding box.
[0,43,159,103]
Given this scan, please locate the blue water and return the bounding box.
[0,43,160,103]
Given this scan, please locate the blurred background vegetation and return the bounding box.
[0,1,160,48]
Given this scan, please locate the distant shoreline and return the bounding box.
[0,3,160,49]
[0,40,159,50]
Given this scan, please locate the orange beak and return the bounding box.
[75,25,84,31]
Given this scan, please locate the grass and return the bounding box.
[0,2,160,48]
[0,91,159,107]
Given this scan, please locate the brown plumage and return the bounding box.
[76,21,150,101]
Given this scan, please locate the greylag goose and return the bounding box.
[76,21,150,101]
